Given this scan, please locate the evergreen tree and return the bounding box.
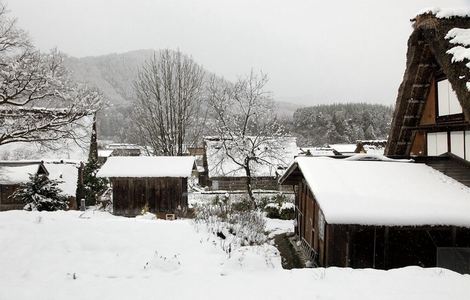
[78,157,108,206]
[11,174,68,211]
[76,114,108,207]
[292,103,393,146]
[364,124,377,140]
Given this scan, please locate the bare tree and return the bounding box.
[0,3,102,146]
[207,71,287,204]
[133,49,206,156]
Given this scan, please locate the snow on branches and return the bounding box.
[207,71,288,203]
[0,2,102,146]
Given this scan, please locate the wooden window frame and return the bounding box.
[435,77,464,123]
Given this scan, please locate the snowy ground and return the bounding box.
[1,211,469,300]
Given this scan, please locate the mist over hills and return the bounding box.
[65,49,391,145]
[65,49,303,141]
[65,49,155,106]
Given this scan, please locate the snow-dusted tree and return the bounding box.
[133,49,206,156]
[207,71,286,204]
[11,174,68,211]
[0,3,102,146]
[364,124,377,140]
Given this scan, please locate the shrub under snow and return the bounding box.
[11,174,68,211]
[193,195,267,252]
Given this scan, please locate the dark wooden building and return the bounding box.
[280,156,470,272]
[97,156,196,217]
[202,136,298,191]
[0,161,49,211]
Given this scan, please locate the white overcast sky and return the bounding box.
[7,0,470,105]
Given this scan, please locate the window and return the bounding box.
[466,131,470,162]
[428,130,470,161]
[437,79,463,116]
[450,131,465,159]
[427,132,448,156]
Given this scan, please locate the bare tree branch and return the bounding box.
[133,49,206,156]
[207,71,286,204]
[0,3,103,147]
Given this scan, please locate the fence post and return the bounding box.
[80,198,86,211]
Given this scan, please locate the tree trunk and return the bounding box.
[244,162,255,207]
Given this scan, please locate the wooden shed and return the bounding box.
[97,156,196,217]
[280,156,470,272]
[0,161,49,211]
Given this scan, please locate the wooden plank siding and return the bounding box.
[111,177,188,217]
[0,184,23,211]
[292,173,470,269]
[209,176,280,191]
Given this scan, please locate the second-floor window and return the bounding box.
[437,79,463,117]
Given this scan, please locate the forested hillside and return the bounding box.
[66,51,393,145]
[66,50,302,142]
[292,103,394,147]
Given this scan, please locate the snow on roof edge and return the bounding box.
[416,7,470,19]
[287,157,470,228]
[97,156,196,178]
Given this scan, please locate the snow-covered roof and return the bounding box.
[0,163,47,185]
[96,156,196,178]
[328,144,357,155]
[105,143,143,150]
[43,162,79,197]
[0,115,94,161]
[98,150,113,158]
[205,136,298,178]
[298,147,337,157]
[282,156,470,227]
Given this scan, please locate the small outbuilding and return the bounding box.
[280,156,470,272]
[0,161,49,211]
[97,156,196,217]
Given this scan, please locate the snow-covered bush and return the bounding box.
[11,174,68,211]
[264,203,280,219]
[231,197,252,212]
[263,193,295,220]
[279,202,295,220]
[194,198,267,251]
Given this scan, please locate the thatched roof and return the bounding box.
[386,11,470,156]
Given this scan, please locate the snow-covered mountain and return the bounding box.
[65,49,302,141]
[65,49,155,106]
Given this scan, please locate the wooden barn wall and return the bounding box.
[410,131,426,156]
[210,177,280,191]
[327,225,470,269]
[112,177,187,217]
[0,184,22,211]
[296,179,327,264]
[410,78,436,155]
[293,173,470,269]
[420,78,437,126]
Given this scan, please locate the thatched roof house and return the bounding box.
[386,9,470,157]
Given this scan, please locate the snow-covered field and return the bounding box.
[1,211,469,300]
